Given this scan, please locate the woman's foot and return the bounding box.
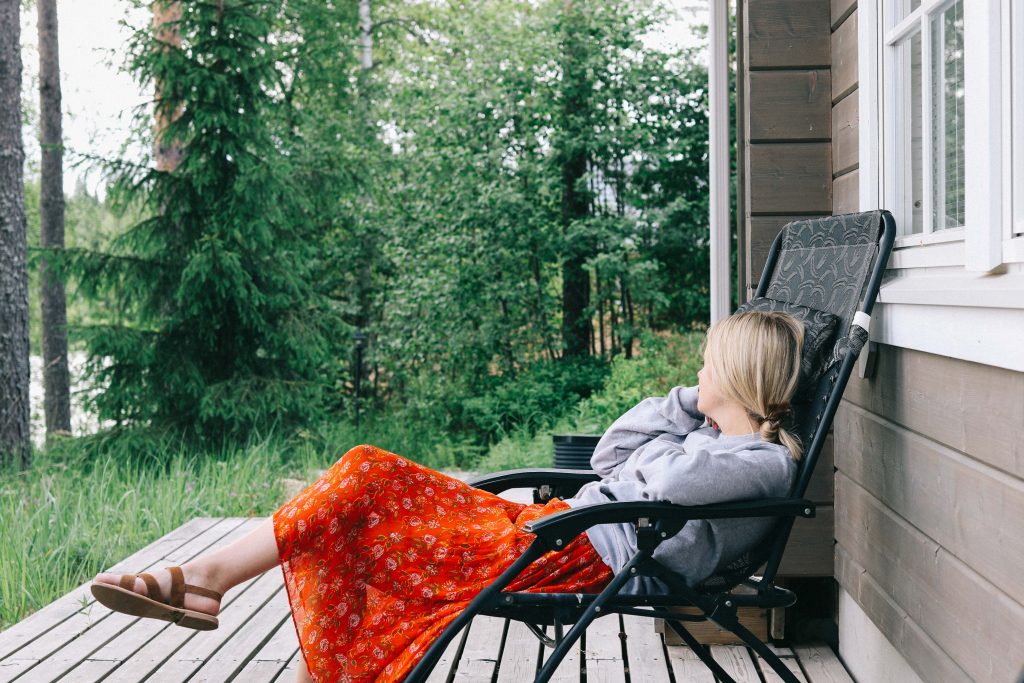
[92,564,224,619]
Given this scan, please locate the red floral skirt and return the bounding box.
[273,444,613,682]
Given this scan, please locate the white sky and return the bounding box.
[20,1,707,196]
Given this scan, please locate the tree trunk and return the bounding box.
[0,0,32,467]
[153,2,183,171]
[359,0,373,71]
[38,0,71,438]
[559,0,591,358]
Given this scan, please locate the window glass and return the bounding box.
[1015,0,1024,236]
[908,30,924,234]
[932,1,964,229]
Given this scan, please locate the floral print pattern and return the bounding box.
[273,445,612,682]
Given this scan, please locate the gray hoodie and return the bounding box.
[565,385,797,589]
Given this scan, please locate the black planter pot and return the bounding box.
[552,434,602,470]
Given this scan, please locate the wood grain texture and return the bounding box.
[664,643,716,683]
[621,614,671,682]
[748,71,831,141]
[831,11,858,103]
[793,643,854,683]
[658,607,769,646]
[835,474,1024,683]
[832,169,859,214]
[749,143,832,214]
[834,402,1024,607]
[835,546,972,683]
[746,0,831,68]
[779,505,834,577]
[830,0,857,30]
[708,645,762,682]
[840,344,1024,478]
[581,614,625,683]
[831,92,859,175]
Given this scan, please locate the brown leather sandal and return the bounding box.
[90,566,221,631]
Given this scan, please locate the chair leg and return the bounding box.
[664,619,737,683]
[405,542,547,683]
[534,550,650,683]
[730,620,803,683]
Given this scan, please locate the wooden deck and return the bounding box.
[0,517,854,682]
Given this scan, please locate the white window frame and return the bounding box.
[858,0,1024,374]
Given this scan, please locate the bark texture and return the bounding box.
[38,0,72,437]
[153,1,183,171]
[0,0,32,466]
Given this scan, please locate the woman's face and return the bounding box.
[696,351,725,417]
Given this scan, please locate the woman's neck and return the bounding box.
[710,404,760,437]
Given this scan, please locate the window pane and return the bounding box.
[932,1,965,229]
[1015,0,1024,236]
[895,0,922,23]
[909,30,924,234]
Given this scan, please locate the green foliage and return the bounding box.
[476,329,705,471]
[57,2,347,443]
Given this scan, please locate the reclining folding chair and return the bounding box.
[407,209,897,683]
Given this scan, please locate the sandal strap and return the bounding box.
[138,573,161,600]
[166,566,223,606]
[168,566,186,608]
[118,573,137,591]
[184,583,223,602]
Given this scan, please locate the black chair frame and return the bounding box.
[407,210,897,683]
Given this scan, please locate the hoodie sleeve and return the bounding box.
[634,440,796,506]
[590,385,706,477]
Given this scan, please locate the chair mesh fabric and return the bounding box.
[696,211,885,593]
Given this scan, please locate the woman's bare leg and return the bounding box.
[294,657,314,683]
[93,517,280,615]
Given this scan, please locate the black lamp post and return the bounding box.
[353,330,367,430]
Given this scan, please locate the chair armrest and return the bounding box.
[468,468,601,494]
[523,498,816,550]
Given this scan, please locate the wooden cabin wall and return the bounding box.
[741,0,835,584]
[823,1,1024,681]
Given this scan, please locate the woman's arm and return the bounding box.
[590,386,706,477]
[636,440,795,506]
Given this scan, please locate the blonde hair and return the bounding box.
[701,311,805,460]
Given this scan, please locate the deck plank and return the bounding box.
[621,614,671,683]
[232,611,300,682]
[188,587,293,682]
[497,619,541,682]
[754,648,809,683]
[709,645,763,683]
[793,644,854,683]
[582,614,625,683]
[664,643,716,683]
[451,616,506,681]
[145,569,286,683]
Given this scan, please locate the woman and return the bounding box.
[91,310,804,683]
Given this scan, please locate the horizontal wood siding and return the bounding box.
[748,71,831,141]
[747,0,831,69]
[837,344,1024,681]
[743,0,834,582]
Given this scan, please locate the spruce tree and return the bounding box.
[66,1,341,443]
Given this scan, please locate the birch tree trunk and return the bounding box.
[38,0,72,438]
[0,0,32,466]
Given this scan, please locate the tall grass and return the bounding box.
[0,428,340,630]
